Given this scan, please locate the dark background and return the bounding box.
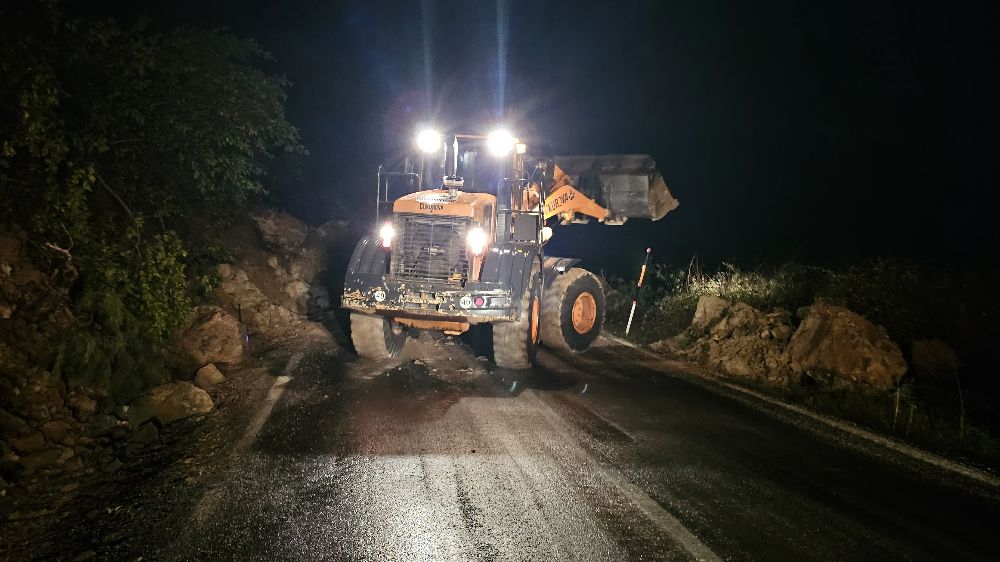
[78,0,1000,273]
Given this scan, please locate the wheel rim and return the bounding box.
[571,292,597,334]
[530,296,540,344]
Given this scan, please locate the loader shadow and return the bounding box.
[318,227,361,350]
[249,347,579,459]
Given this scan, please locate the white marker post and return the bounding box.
[625,247,652,336]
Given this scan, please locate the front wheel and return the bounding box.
[540,268,605,352]
[350,313,407,358]
[493,273,540,369]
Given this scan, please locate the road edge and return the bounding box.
[601,332,1000,492]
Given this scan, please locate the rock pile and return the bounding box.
[653,298,796,386]
[1,379,146,483]
[652,296,908,392]
[214,210,338,349]
[787,301,907,392]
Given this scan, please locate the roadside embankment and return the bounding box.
[0,210,339,502]
[602,259,999,470]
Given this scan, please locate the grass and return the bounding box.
[605,257,1000,470]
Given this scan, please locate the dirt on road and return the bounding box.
[2,333,999,561]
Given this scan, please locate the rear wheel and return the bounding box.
[493,273,540,369]
[540,268,605,352]
[350,313,407,358]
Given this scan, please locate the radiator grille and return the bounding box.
[390,214,471,285]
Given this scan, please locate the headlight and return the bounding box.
[379,222,395,248]
[486,129,516,156]
[415,128,442,153]
[466,226,488,256]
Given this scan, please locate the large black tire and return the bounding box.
[350,313,407,358]
[493,272,540,369]
[540,268,605,352]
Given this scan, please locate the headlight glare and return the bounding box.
[486,129,516,156]
[379,222,395,248]
[466,226,489,255]
[415,128,442,153]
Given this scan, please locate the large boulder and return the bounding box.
[18,447,67,472]
[87,414,120,437]
[177,305,244,366]
[215,265,331,348]
[787,301,907,392]
[691,295,730,332]
[10,431,45,454]
[39,420,70,443]
[67,394,98,422]
[911,339,960,384]
[218,211,333,316]
[0,410,29,439]
[127,382,214,426]
[193,363,225,389]
[252,210,310,256]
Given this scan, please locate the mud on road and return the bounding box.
[3,334,1000,561]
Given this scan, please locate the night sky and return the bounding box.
[83,1,999,272]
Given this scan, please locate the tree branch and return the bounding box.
[96,174,135,220]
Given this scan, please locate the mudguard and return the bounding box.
[346,236,389,279]
[476,242,540,319]
[542,256,582,289]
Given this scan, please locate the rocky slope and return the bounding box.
[0,210,338,497]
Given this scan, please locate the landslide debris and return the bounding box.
[177,305,246,367]
[0,210,339,497]
[788,301,907,392]
[126,382,215,427]
[214,208,339,349]
[652,295,908,392]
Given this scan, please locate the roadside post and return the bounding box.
[625,247,652,336]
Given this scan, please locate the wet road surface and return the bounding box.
[7,335,1000,560]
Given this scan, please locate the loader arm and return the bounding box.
[541,164,610,222]
[541,157,679,224]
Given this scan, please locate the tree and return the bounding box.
[0,2,304,394]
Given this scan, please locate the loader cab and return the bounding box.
[375,131,537,234]
[455,144,504,194]
[378,140,506,195]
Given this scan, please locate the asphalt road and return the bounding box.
[7,335,1000,560]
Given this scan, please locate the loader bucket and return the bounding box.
[553,154,678,221]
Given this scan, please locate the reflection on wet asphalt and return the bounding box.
[12,335,998,561]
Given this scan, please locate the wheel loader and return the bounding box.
[341,129,678,368]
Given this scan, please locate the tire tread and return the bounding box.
[539,267,605,352]
[350,313,405,358]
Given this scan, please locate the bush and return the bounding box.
[609,258,989,349]
[0,4,303,397]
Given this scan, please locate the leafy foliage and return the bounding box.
[0,3,303,394]
[610,258,994,349]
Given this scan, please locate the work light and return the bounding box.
[486,129,516,156]
[466,226,488,255]
[379,222,395,248]
[415,128,442,153]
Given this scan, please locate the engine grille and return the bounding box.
[390,214,471,285]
